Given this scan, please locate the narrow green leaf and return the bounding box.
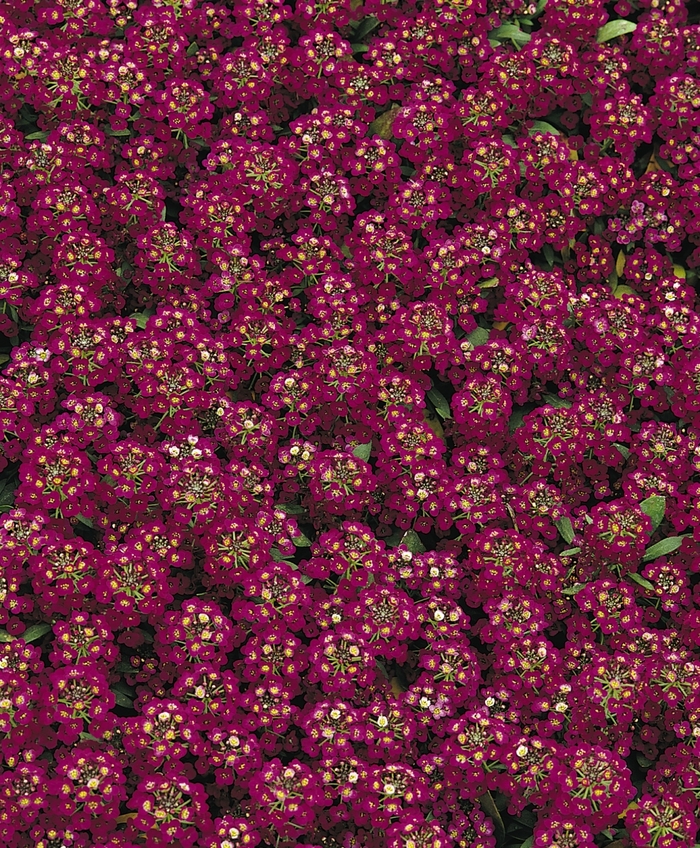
[489,24,531,46]
[642,536,687,562]
[596,19,637,43]
[427,388,452,420]
[401,530,426,553]
[560,547,581,557]
[628,572,654,591]
[21,623,52,643]
[186,41,199,56]
[292,533,312,547]
[76,514,93,528]
[529,120,561,135]
[0,478,16,507]
[543,393,572,409]
[353,15,380,40]
[478,276,500,289]
[277,503,305,515]
[640,495,666,532]
[509,406,530,433]
[613,443,630,460]
[352,441,372,461]
[479,791,506,846]
[368,104,400,140]
[0,631,14,643]
[384,530,405,548]
[520,838,534,848]
[465,327,491,348]
[613,285,636,300]
[25,130,49,141]
[542,243,555,268]
[131,312,149,330]
[555,517,575,544]
[270,547,295,563]
[562,583,586,595]
[111,688,134,709]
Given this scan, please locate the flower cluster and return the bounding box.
[0,1,700,848]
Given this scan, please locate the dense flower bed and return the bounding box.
[0,0,700,846]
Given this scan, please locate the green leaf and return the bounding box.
[427,387,452,420]
[21,623,52,643]
[384,530,405,548]
[613,443,630,460]
[562,583,586,595]
[353,15,380,40]
[401,530,426,553]
[111,687,134,709]
[479,791,506,846]
[351,43,369,53]
[560,547,581,557]
[186,41,199,56]
[277,503,305,515]
[368,104,400,140]
[489,24,531,47]
[131,312,149,330]
[555,517,575,544]
[76,514,93,528]
[465,327,491,348]
[107,129,132,137]
[292,533,312,547]
[25,130,49,141]
[478,276,500,289]
[529,120,561,135]
[0,477,16,507]
[542,393,572,408]
[643,536,687,562]
[270,548,296,564]
[0,630,15,643]
[596,19,637,43]
[628,572,654,591]
[509,405,532,433]
[519,838,534,848]
[640,495,666,532]
[352,441,372,461]
[613,285,636,300]
[542,243,555,269]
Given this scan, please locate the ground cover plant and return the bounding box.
[0,0,700,846]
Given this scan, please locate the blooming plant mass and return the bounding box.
[1,0,700,846]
